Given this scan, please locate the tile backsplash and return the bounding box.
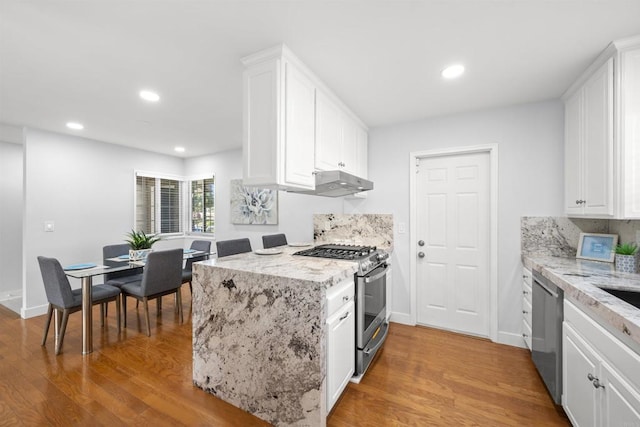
[521,217,640,257]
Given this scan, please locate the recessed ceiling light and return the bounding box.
[441,64,465,79]
[174,146,185,153]
[139,90,160,102]
[66,122,84,130]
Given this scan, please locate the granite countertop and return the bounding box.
[522,255,640,350]
[198,245,359,288]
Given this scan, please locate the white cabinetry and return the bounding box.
[521,266,532,350]
[563,36,640,219]
[564,58,613,216]
[315,89,368,177]
[242,44,369,191]
[562,299,640,427]
[242,46,316,190]
[325,279,355,412]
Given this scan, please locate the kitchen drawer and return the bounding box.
[523,319,532,350]
[326,279,354,318]
[523,296,532,327]
[523,267,532,287]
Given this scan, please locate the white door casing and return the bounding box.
[409,145,498,342]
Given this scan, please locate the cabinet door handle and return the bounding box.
[522,310,528,315]
[587,373,605,389]
[522,333,529,338]
[342,295,350,302]
[523,290,529,295]
[339,311,350,321]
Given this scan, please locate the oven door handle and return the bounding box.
[364,267,388,283]
[364,322,389,355]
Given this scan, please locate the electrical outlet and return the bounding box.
[398,222,406,234]
[324,221,331,231]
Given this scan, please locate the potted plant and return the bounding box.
[614,242,639,274]
[125,230,161,261]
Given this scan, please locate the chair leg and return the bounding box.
[157,297,162,315]
[42,304,53,346]
[143,297,151,337]
[176,288,183,324]
[100,303,105,327]
[115,296,121,333]
[123,295,128,328]
[55,309,71,355]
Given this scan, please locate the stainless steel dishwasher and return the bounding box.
[531,269,564,405]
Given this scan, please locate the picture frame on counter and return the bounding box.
[576,233,618,263]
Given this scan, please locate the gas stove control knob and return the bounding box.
[376,253,389,262]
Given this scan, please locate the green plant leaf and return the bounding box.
[615,242,639,255]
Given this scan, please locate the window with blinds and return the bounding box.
[191,177,215,233]
[135,175,182,234]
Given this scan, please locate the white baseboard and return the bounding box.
[497,331,528,349]
[389,312,414,326]
[21,304,48,319]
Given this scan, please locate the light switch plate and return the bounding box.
[398,222,406,234]
[44,221,54,232]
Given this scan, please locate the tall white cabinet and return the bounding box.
[563,36,640,219]
[242,46,316,190]
[242,44,369,191]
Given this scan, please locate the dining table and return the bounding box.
[64,249,209,355]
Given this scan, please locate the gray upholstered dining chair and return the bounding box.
[120,248,183,336]
[38,256,121,355]
[262,233,288,249]
[102,243,143,287]
[182,240,211,294]
[216,238,252,258]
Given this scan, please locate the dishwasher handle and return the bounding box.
[534,278,559,299]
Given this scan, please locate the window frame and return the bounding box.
[186,174,215,236]
[133,171,215,238]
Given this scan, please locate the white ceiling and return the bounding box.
[1,1,639,157]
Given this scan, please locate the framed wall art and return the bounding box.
[576,233,618,262]
[230,179,278,225]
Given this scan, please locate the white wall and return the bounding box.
[22,129,185,317]
[0,141,24,298]
[185,150,343,251]
[348,100,565,344]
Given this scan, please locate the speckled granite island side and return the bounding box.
[191,246,357,426]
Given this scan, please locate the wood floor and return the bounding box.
[0,288,570,426]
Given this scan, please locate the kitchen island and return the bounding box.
[191,246,358,426]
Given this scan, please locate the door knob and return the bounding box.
[418,252,425,258]
[418,240,425,246]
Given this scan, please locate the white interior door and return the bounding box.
[416,152,490,337]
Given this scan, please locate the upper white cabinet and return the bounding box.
[315,89,367,177]
[242,44,369,190]
[563,36,640,219]
[242,46,316,190]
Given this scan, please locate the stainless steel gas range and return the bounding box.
[294,244,390,377]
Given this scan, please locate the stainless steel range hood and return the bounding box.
[288,170,373,197]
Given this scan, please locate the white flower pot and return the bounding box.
[615,253,638,274]
[129,248,152,261]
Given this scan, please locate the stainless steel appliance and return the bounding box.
[532,269,564,405]
[294,244,390,376]
[286,170,373,197]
